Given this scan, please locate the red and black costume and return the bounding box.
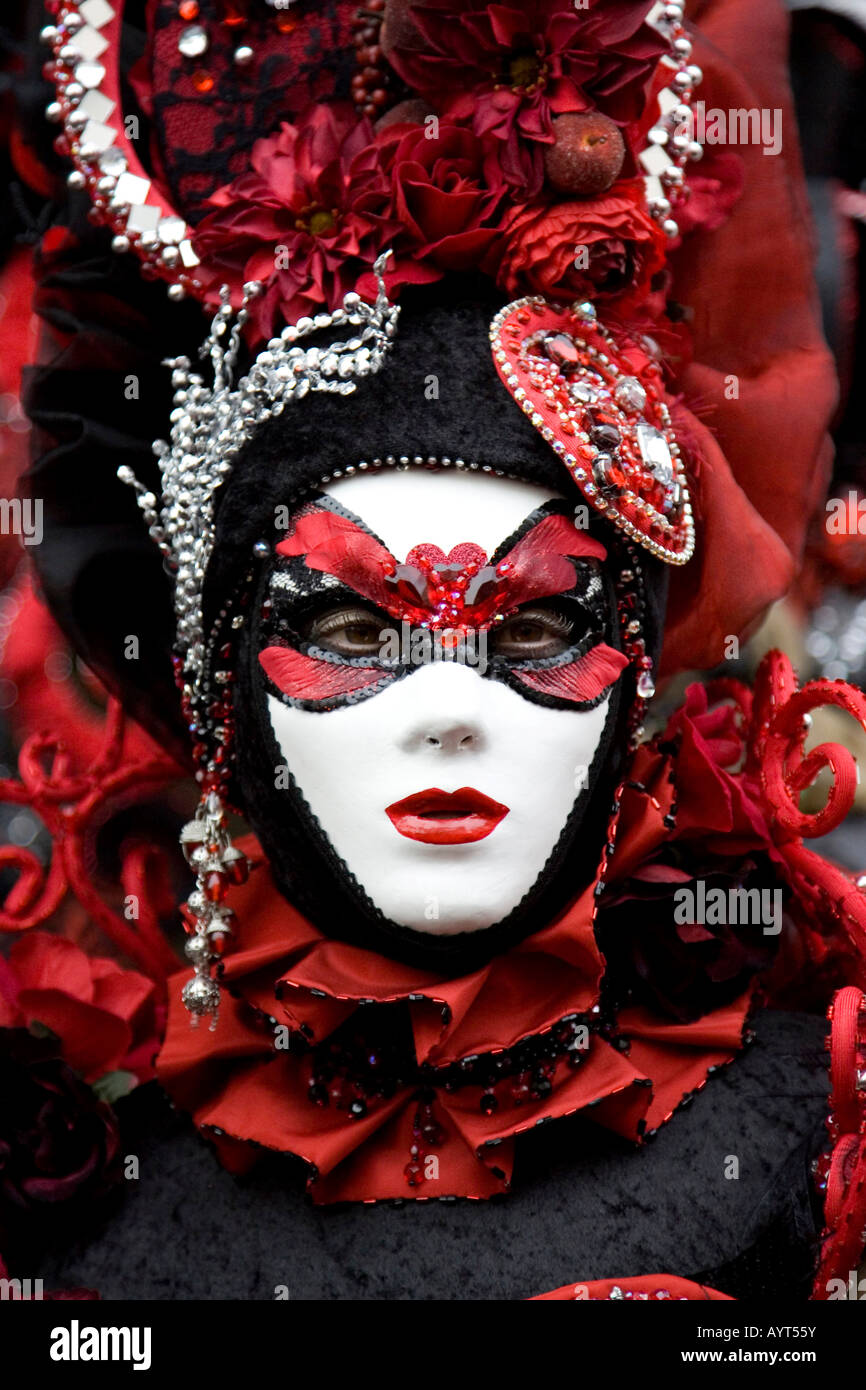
[0,0,864,1305]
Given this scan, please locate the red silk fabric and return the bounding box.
[661,0,837,674]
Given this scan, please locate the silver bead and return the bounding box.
[167,282,186,301]
[178,23,208,58]
[67,169,86,189]
[182,973,220,1018]
[184,934,211,965]
[45,101,64,123]
[233,45,254,67]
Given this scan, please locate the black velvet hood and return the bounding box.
[24,215,668,967]
[25,218,668,757]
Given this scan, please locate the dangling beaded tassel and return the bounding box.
[179,785,249,1027]
[118,259,398,1027]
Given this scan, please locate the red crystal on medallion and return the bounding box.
[543,333,580,368]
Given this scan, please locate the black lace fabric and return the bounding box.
[147,0,357,223]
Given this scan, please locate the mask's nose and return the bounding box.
[394,662,488,756]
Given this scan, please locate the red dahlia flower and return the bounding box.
[490,178,668,314]
[192,104,402,335]
[387,0,666,192]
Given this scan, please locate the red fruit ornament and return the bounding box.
[544,112,626,197]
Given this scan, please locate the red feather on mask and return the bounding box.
[276,506,396,610]
[512,644,628,705]
[492,514,608,612]
[260,645,390,704]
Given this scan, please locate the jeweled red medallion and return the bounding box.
[490,297,695,565]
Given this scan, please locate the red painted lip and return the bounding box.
[386,787,509,844]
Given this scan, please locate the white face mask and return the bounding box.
[265,469,618,935]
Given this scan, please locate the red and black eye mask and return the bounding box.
[258,497,629,711]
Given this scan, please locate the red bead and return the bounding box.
[328,1078,349,1107]
[204,871,228,902]
[218,0,247,24]
[192,69,214,92]
[225,855,249,886]
[419,1117,444,1146]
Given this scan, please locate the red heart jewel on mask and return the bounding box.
[490,297,695,566]
[404,542,489,568]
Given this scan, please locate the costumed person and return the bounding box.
[2,0,865,1302]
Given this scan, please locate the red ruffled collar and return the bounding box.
[157,698,759,1204]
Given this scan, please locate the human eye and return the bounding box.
[301,604,389,658]
[489,604,576,660]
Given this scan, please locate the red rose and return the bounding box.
[0,1029,121,1263]
[0,933,160,1085]
[490,179,668,313]
[370,121,509,292]
[598,851,781,1023]
[192,104,401,335]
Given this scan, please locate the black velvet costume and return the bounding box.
[36,1010,828,1301]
